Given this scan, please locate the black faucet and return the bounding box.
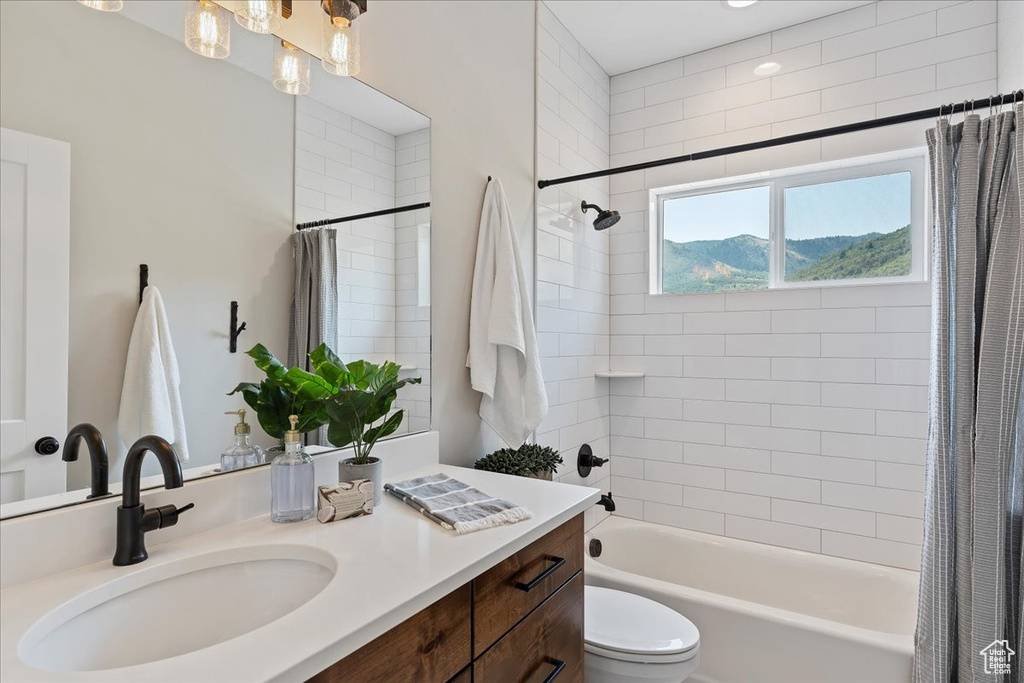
[598,492,615,512]
[113,436,194,567]
[62,423,110,500]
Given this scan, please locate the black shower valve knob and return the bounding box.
[577,443,609,477]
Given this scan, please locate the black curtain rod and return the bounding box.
[296,201,431,230]
[537,90,1024,189]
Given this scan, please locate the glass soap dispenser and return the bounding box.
[221,409,264,472]
[271,414,315,523]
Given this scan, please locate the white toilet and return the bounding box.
[584,586,701,683]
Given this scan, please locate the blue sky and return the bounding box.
[664,172,911,243]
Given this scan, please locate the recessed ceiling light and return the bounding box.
[753,61,782,76]
[725,0,760,8]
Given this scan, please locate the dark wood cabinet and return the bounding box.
[309,515,585,683]
[475,573,584,683]
[309,584,472,683]
[473,515,583,657]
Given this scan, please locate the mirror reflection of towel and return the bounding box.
[117,286,189,462]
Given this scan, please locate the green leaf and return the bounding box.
[228,382,261,412]
[326,420,356,449]
[344,359,374,388]
[254,383,293,440]
[295,404,329,434]
[281,366,337,401]
[364,410,404,444]
[246,344,287,382]
[309,343,351,388]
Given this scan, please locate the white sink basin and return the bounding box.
[19,545,336,672]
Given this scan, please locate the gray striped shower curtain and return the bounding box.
[287,228,338,446]
[914,103,1023,683]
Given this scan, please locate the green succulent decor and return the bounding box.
[474,443,564,479]
[230,343,421,460]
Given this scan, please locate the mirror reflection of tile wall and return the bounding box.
[294,100,431,436]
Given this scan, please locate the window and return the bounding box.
[651,153,926,295]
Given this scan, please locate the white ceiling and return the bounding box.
[544,0,873,76]
[118,1,428,136]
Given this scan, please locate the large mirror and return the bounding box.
[0,0,431,518]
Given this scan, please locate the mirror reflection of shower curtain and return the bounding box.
[287,228,338,446]
[914,103,1023,683]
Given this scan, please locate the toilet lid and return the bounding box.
[585,586,700,657]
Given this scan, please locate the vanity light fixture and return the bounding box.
[77,0,123,11]
[235,0,282,34]
[185,0,231,59]
[321,0,364,77]
[273,40,311,95]
[753,61,781,76]
[725,0,759,7]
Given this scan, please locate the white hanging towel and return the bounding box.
[118,286,189,462]
[467,178,548,447]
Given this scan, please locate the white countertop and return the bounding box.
[0,465,600,682]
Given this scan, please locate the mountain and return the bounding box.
[662,234,768,293]
[787,225,911,282]
[662,227,910,293]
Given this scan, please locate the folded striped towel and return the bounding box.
[384,473,533,534]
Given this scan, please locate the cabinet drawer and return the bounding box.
[474,572,584,683]
[473,516,582,657]
[309,583,472,683]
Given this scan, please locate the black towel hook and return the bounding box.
[139,264,149,305]
[229,301,246,353]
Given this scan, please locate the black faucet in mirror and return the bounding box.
[62,424,110,500]
[113,436,194,566]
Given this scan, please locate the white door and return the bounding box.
[0,127,70,503]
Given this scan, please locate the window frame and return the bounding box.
[649,150,929,296]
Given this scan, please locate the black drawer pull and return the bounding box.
[514,555,565,592]
[542,657,566,683]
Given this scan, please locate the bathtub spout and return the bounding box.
[598,492,615,512]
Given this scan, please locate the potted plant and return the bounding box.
[309,344,421,505]
[228,344,331,450]
[474,443,564,481]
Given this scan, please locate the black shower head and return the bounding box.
[581,201,620,231]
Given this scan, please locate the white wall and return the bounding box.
[353,1,537,464]
[997,0,1024,92]
[1,1,293,484]
[602,0,999,570]
[535,3,613,530]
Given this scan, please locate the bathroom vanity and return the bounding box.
[314,515,584,682]
[0,459,599,682]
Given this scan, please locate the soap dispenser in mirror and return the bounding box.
[271,415,315,523]
[221,409,264,472]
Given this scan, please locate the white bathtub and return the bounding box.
[585,516,918,683]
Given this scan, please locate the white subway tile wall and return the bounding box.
[536,3,612,531]
[601,0,999,571]
[295,97,399,364]
[394,127,431,434]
